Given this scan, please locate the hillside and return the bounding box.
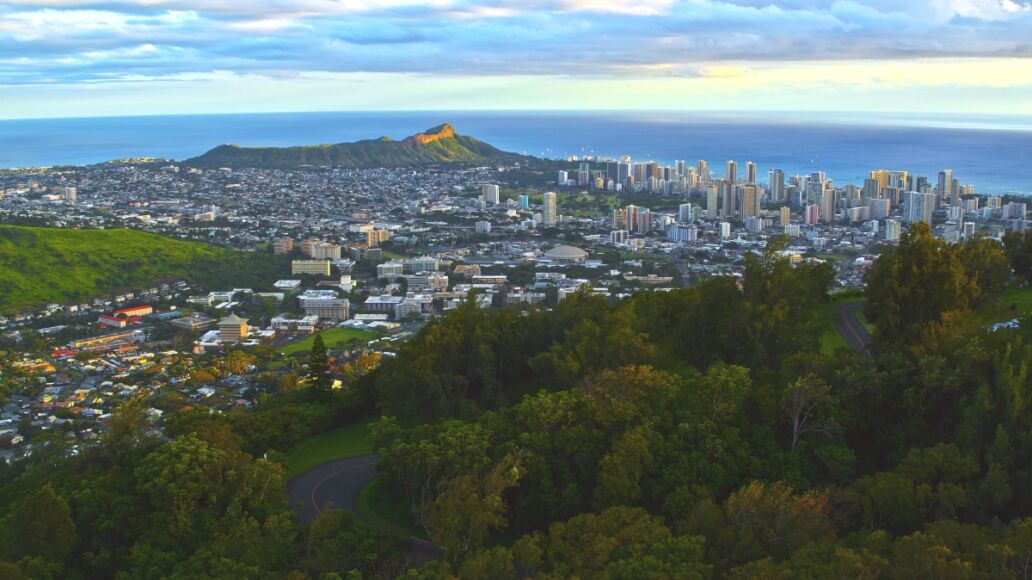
[0,226,290,313]
[183,123,525,169]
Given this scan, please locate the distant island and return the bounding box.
[183,123,526,169]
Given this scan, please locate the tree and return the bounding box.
[7,484,77,562]
[781,374,836,450]
[421,455,522,560]
[1003,230,1032,285]
[306,334,332,390]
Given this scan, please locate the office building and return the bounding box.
[666,224,698,243]
[292,260,332,277]
[218,313,248,343]
[542,192,557,227]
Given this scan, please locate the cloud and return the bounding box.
[0,0,1030,110]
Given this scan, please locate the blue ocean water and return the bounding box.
[1,110,1030,195]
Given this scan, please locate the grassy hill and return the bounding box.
[183,123,526,169]
[0,225,291,313]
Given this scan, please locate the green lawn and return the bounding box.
[975,286,1032,326]
[356,479,429,540]
[282,417,376,478]
[278,327,375,356]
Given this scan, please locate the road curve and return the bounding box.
[836,301,872,356]
[286,454,443,559]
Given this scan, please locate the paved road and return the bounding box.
[836,301,872,356]
[286,454,442,559]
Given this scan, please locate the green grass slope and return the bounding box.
[183,123,525,169]
[0,225,291,313]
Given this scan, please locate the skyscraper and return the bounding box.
[745,161,757,184]
[741,185,760,220]
[768,169,785,202]
[721,180,735,219]
[904,191,935,225]
[820,189,837,223]
[726,160,738,184]
[542,191,557,227]
[937,169,954,204]
[707,185,719,219]
[697,160,709,182]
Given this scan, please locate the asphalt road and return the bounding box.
[836,301,872,356]
[286,454,442,559]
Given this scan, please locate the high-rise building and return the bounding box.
[481,184,500,205]
[697,160,710,182]
[666,224,698,243]
[820,190,837,223]
[475,221,492,234]
[884,219,901,241]
[937,169,954,204]
[768,169,785,202]
[542,191,557,227]
[868,198,891,220]
[726,160,738,184]
[741,185,760,220]
[745,161,757,184]
[518,194,530,209]
[904,191,936,225]
[719,221,732,238]
[721,181,735,219]
[610,229,628,244]
[707,185,719,219]
[780,206,791,227]
[804,204,820,225]
[678,203,694,223]
[63,186,77,204]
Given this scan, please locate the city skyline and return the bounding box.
[2,0,1032,119]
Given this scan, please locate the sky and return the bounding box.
[2,0,1032,119]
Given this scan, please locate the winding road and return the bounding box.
[836,301,872,356]
[286,454,442,558]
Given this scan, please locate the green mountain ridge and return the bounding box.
[0,226,290,314]
[183,123,526,169]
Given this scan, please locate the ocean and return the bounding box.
[1,110,1030,195]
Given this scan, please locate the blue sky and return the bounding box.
[2,0,1032,118]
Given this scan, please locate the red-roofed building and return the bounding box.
[115,305,153,318]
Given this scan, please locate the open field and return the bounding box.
[278,327,376,356]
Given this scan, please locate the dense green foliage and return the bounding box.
[363,232,1032,577]
[0,385,402,578]
[184,124,525,169]
[0,225,292,313]
[5,226,1032,578]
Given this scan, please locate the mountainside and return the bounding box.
[0,226,290,313]
[183,123,525,169]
